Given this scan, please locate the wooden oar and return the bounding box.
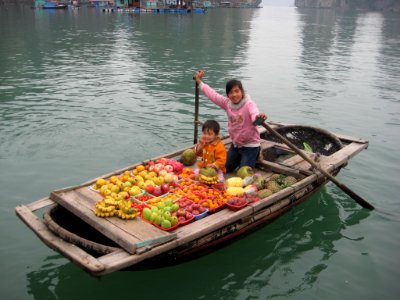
[257,120,375,210]
[193,80,200,144]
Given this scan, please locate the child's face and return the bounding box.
[202,128,218,144]
[227,85,243,104]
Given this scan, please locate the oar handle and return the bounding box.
[256,119,374,210]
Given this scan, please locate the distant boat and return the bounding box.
[42,3,68,9]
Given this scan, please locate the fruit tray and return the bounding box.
[88,184,100,193]
[134,193,155,203]
[152,222,179,232]
[176,197,194,208]
[226,201,248,211]
[140,216,179,232]
[193,209,208,220]
[207,203,226,214]
[211,183,226,192]
[244,194,261,204]
[178,214,195,226]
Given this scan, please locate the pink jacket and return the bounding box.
[200,83,261,147]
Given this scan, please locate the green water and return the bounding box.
[1,4,399,300]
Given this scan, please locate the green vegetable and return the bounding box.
[303,142,313,152]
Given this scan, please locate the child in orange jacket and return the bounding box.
[195,120,227,182]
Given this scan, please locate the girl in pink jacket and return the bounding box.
[194,70,267,172]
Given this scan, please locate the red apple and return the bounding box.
[152,186,162,197]
[161,183,170,193]
[164,165,174,172]
[145,185,154,194]
[177,209,186,217]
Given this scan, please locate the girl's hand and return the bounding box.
[194,70,205,84]
[257,113,267,121]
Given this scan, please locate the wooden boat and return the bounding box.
[15,122,369,276]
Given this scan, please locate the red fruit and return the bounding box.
[145,185,155,194]
[152,187,162,196]
[185,212,193,219]
[177,209,186,217]
[192,210,199,215]
[161,183,170,193]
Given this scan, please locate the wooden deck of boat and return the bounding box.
[15,125,369,276]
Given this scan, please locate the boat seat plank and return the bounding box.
[319,142,368,170]
[258,160,301,177]
[50,188,177,254]
[26,197,55,211]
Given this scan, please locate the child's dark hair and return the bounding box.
[202,120,220,135]
[226,79,245,97]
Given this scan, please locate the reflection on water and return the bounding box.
[0,8,258,168]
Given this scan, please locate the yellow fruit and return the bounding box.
[109,176,118,184]
[120,175,130,183]
[100,185,108,194]
[124,181,133,189]
[136,165,145,172]
[153,176,164,185]
[226,177,244,187]
[129,186,142,196]
[144,180,155,187]
[148,171,157,178]
[118,191,129,200]
[110,185,120,193]
[96,178,107,188]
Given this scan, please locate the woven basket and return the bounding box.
[261,125,343,156]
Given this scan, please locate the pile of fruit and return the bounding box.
[90,157,299,229]
[94,197,140,219]
[141,197,180,230]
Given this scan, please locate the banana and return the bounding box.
[199,174,218,185]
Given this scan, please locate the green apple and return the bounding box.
[150,212,158,222]
[142,208,151,220]
[171,203,179,212]
[170,216,178,226]
[164,198,173,207]
[161,219,171,228]
[154,215,162,226]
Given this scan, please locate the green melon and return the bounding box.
[266,180,281,193]
[236,166,253,179]
[283,176,297,187]
[181,149,197,166]
[199,166,218,177]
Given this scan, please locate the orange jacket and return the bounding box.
[196,138,227,173]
